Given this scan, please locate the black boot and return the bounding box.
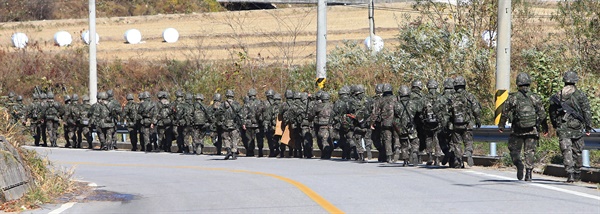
[232,152,237,160]
[224,148,232,160]
[357,153,366,163]
[426,154,433,165]
[574,172,581,182]
[566,173,575,183]
[525,169,532,182]
[387,155,393,164]
[258,149,264,158]
[516,161,524,180]
[403,159,409,167]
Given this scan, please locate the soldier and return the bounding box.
[217,89,242,160]
[299,92,314,158]
[44,92,61,147]
[549,71,593,183]
[348,84,374,162]
[409,80,426,164]
[77,95,93,149]
[192,93,211,155]
[92,92,114,150]
[280,90,296,157]
[173,90,190,153]
[371,84,386,162]
[211,93,223,155]
[106,90,121,150]
[312,92,334,159]
[448,76,482,168]
[27,93,45,146]
[70,94,82,148]
[156,91,174,152]
[123,93,141,151]
[10,95,25,126]
[394,85,420,166]
[333,86,353,160]
[262,89,278,157]
[266,93,282,157]
[499,73,548,181]
[138,91,158,152]
[422,79,444,165]
[241,88,263,157]
[62,95,77,148]
[370,83,395,163]
[182,93,195,154]
[439,78,455,166]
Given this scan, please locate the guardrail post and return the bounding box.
[490,142,497,156]
[582,149,590,167]
[122,133,127,143]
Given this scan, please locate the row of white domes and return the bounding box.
[11,28,180,48]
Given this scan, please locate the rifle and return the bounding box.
[550,95,590,128]
[225,99,243,126]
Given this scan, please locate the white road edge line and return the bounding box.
[48,202,77,214]
[465,170,600,201]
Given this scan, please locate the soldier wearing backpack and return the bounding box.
[499,73,548,181]
[549,71,593,183]
[44,92,61,147]
[62,95,77,148]
[439,78,456,167]
[394,86,420,166]
[312,92,334,159]
[241,88,264,157]
[123,94,141,151]
[192,94,212,155]
[78,95,93,149]
[448,76,482,168]
[409,80,426,164]
[156,91,174,152]
[348,84,374,163]
[422,79,444,166]
[370,83,396,163]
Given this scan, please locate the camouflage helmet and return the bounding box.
[293,92,302,99]
[375,83,384,94]
[138,92,145,100]
[33,93,39,100]
[185,93,193,101]
[225,89,235,98]
[427,79,439,89]
[8,91,15,98]
[195,93,204,101]
[143,91,151,99]
[352,84,365,95]
[516,72,532,86]
[412,80,423,90]
[98,92,108,100]
[126,93,134,100]
[398,85,410,97]
[82,95,90,101]
[213,93,222,102]
[16,95,23,101]
[106,89,114,98]
[47,92,55,99]
[285,90,294,99]
[247,88,257,97]
[443,78,454,89]
[72,94,79,101]
[338,85,351,95]
[175,90,184,97]
[563,70,579,84]
[454,76,466,86]
[383,83,393,93]
[321,92,331,100]
[40,93,47,100]
[274,93,282,100]
[64,95,71,102]
[315,90,323,100]
[265,89,275,98]
[301,92,308,100]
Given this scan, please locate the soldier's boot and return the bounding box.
[51,140,58,147]
[386,155,393,164]
[467,152,474,167]
[441,155,448,165]
[357,153,366,163]
[403,159,409,167]
[574,172,581,182]
[426,153,433,165]
[366,150,372,160]
[434,156,440,166]
[524,169,533,182]
[410,152,419,167]
[231,152,237,160]
[258,149,264,158]
[224,148,232,160]
[516,161,524,181]
[566,173,575,183]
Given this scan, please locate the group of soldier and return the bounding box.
[3,70,593,183]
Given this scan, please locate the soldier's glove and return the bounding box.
[476,119,481,129]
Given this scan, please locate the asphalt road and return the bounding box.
[22,147,600,214]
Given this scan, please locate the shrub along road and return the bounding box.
[22,146,600,214]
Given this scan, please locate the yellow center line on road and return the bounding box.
[60,161,344,214]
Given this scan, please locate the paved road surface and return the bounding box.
[22,147,600,214]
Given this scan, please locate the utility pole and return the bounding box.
[89,0,97,104]
[368,0,375,55]
[495,0,511,125]
[315,0,327,89]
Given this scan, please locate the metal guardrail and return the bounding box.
[473,125,600,150]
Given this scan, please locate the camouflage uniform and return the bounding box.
[156,91,174,152]
[28,94,47,146]
[123,94,141,151]
[448,76,482,168]
[77,95,93,149]
[173,91,190,153]
[261,89,278,157]
[421,80,444,165]
[92,92,114,150]
[138,92,158,151]
[312,92,334,159]
[62,95,78,148]
[499,73,548,181]
[44,92,61,147]
[182,93,195,154]
[211,93,223,155]
[217,90,242,160]
[9,95,25,125]
[241,89,263,157]
[349,85,374,162]
[192,94,212,155]
[280,90,296,157]
[297,92,314,158]
[371,84,386,162]
[439,78,455,166]
[394,86,420,166]
[106,90,122,150]
[549,71,593,182]
[369,83,396,163]
[333,86,353,160]
[409,80,426,163]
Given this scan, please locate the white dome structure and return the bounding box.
[124,29,142,44]
[81,30,100,45]
[162,28,179,43]
[11,33,28,49]
[53,31,73,47]
[364,35,384,53]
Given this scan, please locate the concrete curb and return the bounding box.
[543,164,600,183]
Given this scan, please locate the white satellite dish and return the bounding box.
[124,29,142,44]
[53,31,73,47]
[162,28,179,43]
[81,30,100,45]
[481,30,497,47]
[364,35,384,53]
[11,33,28,49]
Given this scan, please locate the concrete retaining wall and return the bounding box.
[0,136,32,203]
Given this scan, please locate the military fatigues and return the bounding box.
[549,72,593,182]
[241,91,263,157]
[211,95,223,155]
[217,95,242,160]
[156,95,175,152]
[107,96,122,150]
[349,86,373,162]
[192,95,211,155]
[421,88,444,165]
[280,91,297,157]
[44,95,61,147]
[77,97,93,149]
[92,93,114,150]
[262,93,278,157]
[62,98,79,148]
[439,79,455,166]
[312,94,334,159]
[138,93,158,152]
[333,87,353,160]
[409,85,426,160]
[296,93,314,158]
[447,77,482,168]
[394,87,420,166]
[369,85,396,163]
[27,97,46,146]
[123,96,141,151]
[173,94,191,153]
[9,98,25,126]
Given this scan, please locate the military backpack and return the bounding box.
[514,91,538,128]
[451,93,471,129]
